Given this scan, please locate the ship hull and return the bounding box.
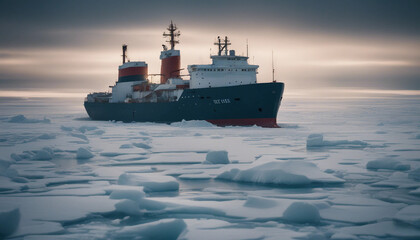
[84,82,284,127]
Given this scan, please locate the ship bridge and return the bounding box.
[188,37,259,89]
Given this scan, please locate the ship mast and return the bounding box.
[122,44,128,64]
[163,21,180,50]
[214,36,231,56]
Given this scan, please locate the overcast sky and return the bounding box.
[1,0,419,97]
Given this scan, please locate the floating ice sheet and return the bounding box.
[217,160,345,186]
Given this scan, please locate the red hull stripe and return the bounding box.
[119,67,148,77]
[206,118,279,128]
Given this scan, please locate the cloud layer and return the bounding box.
[1,0,419,96]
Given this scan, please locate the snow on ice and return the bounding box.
[367,158,411,171]
[0,97,420,239]
[7,115,51,124]
[217,160,345,186]
[76,147,94,159]
[0,205,20,237]
[203,150,230,164]
[118,173,180,192]
[282,202,320,224]
[306,133,368,149]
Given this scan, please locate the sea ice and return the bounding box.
[203,150,230,164]
[178,219,306,240]
[367,158,411,171]
[170,120,214,128]
[330,233,358,240]
[0,159,11,172]
[394,205,420,227]
[37,133,56,140]
[409,188,420,196]
[408,168,420,181]
[372,172,420,188]
[0,176,22,191]
[217,161,344,186]
[113,218,186,239]
[1,97,420,239]
[109,188,146,202]
[10,221,63,238]
[119,143,133,149]
[0,206,20,237]
[76,147,94,159]
[78,126,98,133]
[114,200,142,216]
[132,142,151,149]
[178,173,212,180]
[282,202,320,224]
[320,205,399,224]
[8,115,50,124]
[339,221,420,238]
[60,125,73,131]
[306,134,368,148]
[118,173,179,192]
[70,132,88,141]
[34,148,53,160]
[243,196,278,208]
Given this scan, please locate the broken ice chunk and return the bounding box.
[0,206,20,237]
[118,173,179,192]
[283,202,320,224]
[367,158,410,171]
[203,151,230,164]
[217,161,344,186]
[76,147,94,159]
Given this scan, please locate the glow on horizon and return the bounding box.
[0,90,86,98]
[1,25,420,93]
[303,60,418,67]
[1,88,420,99]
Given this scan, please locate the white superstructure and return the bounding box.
[188,37,259,89]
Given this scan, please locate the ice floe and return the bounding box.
[203,150,230,164]
[217,161,345,186]
[76,147,94,159]
[306,133,368,149]
[243,196,278,208]
[320,205,399,224]
[118,173,179,192]
[283,202,320,224]
[339,221,420,239]
[394,205,420,227]
[0,205,20,237]
[132,142,152,149]
[170,120,214,128]
[7,115,50,124]
[37,133,56,140]
[1,97,420,238]
[113,218,187,239]
[34,148,54,160]
[367,158,411,171]
[70,132,88,141]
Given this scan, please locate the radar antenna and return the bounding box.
[214,36,231,56]
[163,21,180,50]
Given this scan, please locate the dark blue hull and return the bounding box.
[84,82,284,127]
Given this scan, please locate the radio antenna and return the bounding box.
[246,39,249,57]
[272,50,275,82]
[163,21,180,50]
